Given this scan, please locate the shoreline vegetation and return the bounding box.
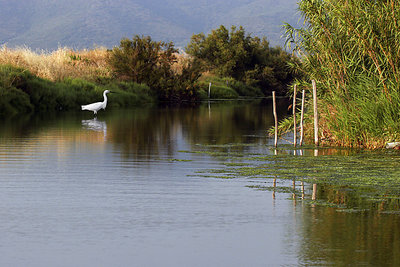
[0,25,296,116]
[282,0,400,149]
[3,0,399,151]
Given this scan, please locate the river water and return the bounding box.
[0,100,399,266]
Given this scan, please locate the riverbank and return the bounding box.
[0,46,274,117]
[0,64,154,116]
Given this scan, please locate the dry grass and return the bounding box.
[0,45,112,81]
[0,45,191,82]
[170,52,191,74]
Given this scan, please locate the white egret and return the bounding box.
[81,90,111,115]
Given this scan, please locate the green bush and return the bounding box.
[199,81,238,99]
[109,35,203,102]
[104,81,153,107]
[198,75,262,99]
[224,78,262,97]
[0,86,33,115]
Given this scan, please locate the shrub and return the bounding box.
[109,35,204,102]
[224,78,262,97]
[199,80,238,99]
[186,25,296,94]
[0,86,33,115]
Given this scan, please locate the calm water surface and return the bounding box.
[0,100,399,266]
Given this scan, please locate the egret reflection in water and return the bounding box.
[82,118,107,138]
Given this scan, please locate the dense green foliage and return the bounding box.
[284,0,400,147]
[186,25,296,94]
[0,65,153,116]
[109,35,202,102]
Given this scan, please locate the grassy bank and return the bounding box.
[0,64,153,116]
[0,45,272,117]
[197,74,263,99]
[284,0,400,149]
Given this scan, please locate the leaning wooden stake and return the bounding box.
[208,82,212,98]
[312,80,319,146]
[300,89,305,146]
[273,91,278,147]
[293,84,297,147]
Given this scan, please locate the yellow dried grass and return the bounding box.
[0,45,112,81]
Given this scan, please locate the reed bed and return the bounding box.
[285,0,400,148]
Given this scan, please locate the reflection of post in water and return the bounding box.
[292,178,296,201]
[301,179,305,199]
[272,178,277,200]
[208,100,211,119]
[312,184,317,200]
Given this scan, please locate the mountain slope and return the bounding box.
[0,0,300,50]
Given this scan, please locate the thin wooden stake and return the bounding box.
[312,80,319,146]
[300,89,305,146]
[293,84,297,147]
[273,91,278,147]
[208,82,211,98]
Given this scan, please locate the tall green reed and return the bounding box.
[285,0,400,148]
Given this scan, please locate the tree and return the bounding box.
[186,25,295,94]
[109,35,203,102]
[108,35,177,86]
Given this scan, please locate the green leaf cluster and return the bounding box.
[185,25,296,94]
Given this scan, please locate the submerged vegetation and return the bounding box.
[183,143,400,213]
[284,0,400,148]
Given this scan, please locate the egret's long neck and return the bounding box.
[103,92,108,104]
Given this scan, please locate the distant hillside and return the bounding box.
[0,0,300,50]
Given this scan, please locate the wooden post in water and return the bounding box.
[293,84,297,147]
[300,90,305,146]
[312,80,319,146]
[272,91,278,147]
[208,82,212,98]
